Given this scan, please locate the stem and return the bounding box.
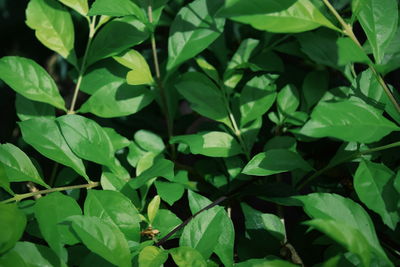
[1,182,100,204]
[296,141,400,190]
[322,0,400,114]
[68,16,97,114]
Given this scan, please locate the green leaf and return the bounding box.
[299,100,400,143]
[337,37,371,65]
[134,130,165,154]
[34,192,82,261]
[57,115,115,169]
[235,257,298,267]
[147,195,161,225]
[89,0,146,21]
[127,142,146,168]
[65,215,131,267]
[87,16,149,66]
[170,247,207,267]
[277,84,299,115]
[170,131,242,157]
[138,246,168,267]
[19,118,89,182]
[26,0,76,63]
[195,57,220,83]
[0,242,66,267]
[243,149,312,176]
[59,0,88,16]
[357,0,398,63]
[15,94,55,121]
[175,72,231,126]
[167,0,225,70]
[218,0,339,33]
[0,56,66,110]
[78,83,154,118]
[84,190,141,242]
[0,143,49,188]
[155,180,185,206]
[239,75,277,127]
[0,203,26,254]
[103,128,130,152]
[152,209,183,239]
[226,38,259,73]
[113,49,153,85]
[304,219,374,267]
[302,71,329,109]
[354,160,399,230]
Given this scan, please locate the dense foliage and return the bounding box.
[1,0,400,266]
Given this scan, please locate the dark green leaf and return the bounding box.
[152,209,183,239]
[337,37,371,65]
[19,118,89,181]
[0,56,66,110]
[127,158,174,189]
[302,71,329,109]
[89,0,146,21]
[0,204,26,254]
[167,0,225,70]
[235,257,298,267]
[15,94,55,121]
[34,192,81,261]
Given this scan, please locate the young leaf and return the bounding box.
[19,118,90,182]
[239,75,277,127]
[113,49,153,85]
[59,0,88,16]
[167,0,225,70]
[147,195,161,225]
[170,131,242,158]
[243,149,313,176]
[354,160,399,230]
[218,0,339,33]
[0,56,66,110]
[299,100,400,143]
[175,72,231,126]
[138,246,168,267]
[65,215,131,267]
[87,16,149,66]
[34,192,82,261]
[26,0,76,64]
[0,203,27,254]
[15,94,55,121]
[356,0,398,63]
[78,83,154,118]
[0,143,49,188]
[84,190,141,242]
[170,247,207,267]
[89,0,146,21]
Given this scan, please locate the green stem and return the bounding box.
[296,141,400,190]
[322,0,400,115]
[1,182,100,204]
[68,16,97,114]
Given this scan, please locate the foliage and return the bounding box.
[1,0,400,266]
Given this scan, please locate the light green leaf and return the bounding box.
[19,118,89,182]
[15,94,55,121]
[87,16,149,66]
[65,215,131,267]
[239,75,277,127]
[226,38,259,73]
[34,192,81,261]
[113,49,153,85]
[299,100,400,143]
[134,130,165,154]
[170,131,242,157]
[277,84,299,115]
[0,56,66,110]
[218,0,339,33]
[175,72,231,126]
[147,195,160,225]
[78,83,154,118]
[59,0,88,16]
[84,190,141,242]
[0,203,26,254]
[155,180,185,206]
[354,160,399,230]
[0,242,66,267]
[170,247,207,267]
[243,149,312,176]
[138,246,168,267]
[127,142,146,168]
[89,0,146,21]
[0,143,48,188]
[103,128,130,152]
[167,0,225,70]
[26,0,76,63]
[357,0,398,63]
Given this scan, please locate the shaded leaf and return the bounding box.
[15,94,55,121]
[89,0,146,21]
[0,204,26,254]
